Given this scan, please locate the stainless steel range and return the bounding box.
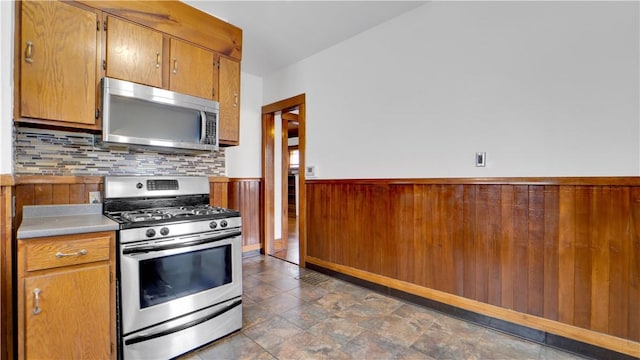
[103,176,242,360]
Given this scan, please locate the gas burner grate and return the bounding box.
[122,211,172,222]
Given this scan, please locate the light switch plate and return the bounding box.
[89,191,101,204]
[305,165,317,178]
[476,152,486,167]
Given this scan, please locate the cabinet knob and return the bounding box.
[24,41,33,64]
[32,288,41,315]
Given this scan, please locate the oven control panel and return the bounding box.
[121,217,242,243]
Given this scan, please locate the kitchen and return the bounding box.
[1,1,639,360]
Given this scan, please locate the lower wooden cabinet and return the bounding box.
[17,232,115,360]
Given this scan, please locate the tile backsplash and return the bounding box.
[14,126,225,176]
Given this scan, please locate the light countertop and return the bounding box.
[17,204,119,239]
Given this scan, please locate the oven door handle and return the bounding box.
[122,230,241,255]
[123,299,242,346]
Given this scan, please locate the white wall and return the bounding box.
[225,72,263,177]
[263,1,640,179]
[0,1,14,174]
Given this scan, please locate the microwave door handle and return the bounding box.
[200,111,207,143]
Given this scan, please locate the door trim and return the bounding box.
[279,115,289,252]
[261,94,306,266]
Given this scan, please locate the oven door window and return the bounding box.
[139,245,232,309]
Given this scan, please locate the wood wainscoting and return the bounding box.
[13,176,103,232]
[306,178,640,357]
[209,177,229,208]
[1,175,14,360]
[228,178,262,252]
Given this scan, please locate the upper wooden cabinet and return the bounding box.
[15,0,243,145]
[218,56,241,145]
[169,38,215,100]
[76,1,242,61]
[105,16,163,89]
[18,1,100,127]
[105,18,215,100]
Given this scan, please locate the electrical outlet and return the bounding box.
[476,152,486,167]
[89,191,101,204]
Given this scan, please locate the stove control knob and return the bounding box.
[136,182,143,189]
[220,220,228,228]
[209,221,217,229]
[160,227,170,236]
[145,229,156,238]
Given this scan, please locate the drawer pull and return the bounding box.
[25,41,33,64]
[55,249,88,258]
[33,288,41,315]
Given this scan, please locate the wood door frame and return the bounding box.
[261,94,306,266]
[279,115,289,251]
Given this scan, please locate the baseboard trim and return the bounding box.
[306,263,639,360]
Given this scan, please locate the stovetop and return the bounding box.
[103,176,241,230]
[105,204,240,229]
[109,205,236,222]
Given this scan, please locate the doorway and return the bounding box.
[261,94,306,267]
[273,112,299,263]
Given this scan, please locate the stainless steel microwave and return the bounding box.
[101,77,219,151]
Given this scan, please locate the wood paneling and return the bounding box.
[309,177,640,186]
[306,179,640,356]
[628,188,640,342]
[14,176,104,234]
[1,181,13,360]
[228,179,261,252]
[209,177,229,208]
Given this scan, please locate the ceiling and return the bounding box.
[183,1,427,77]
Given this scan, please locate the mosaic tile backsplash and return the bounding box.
[14,126,225,176]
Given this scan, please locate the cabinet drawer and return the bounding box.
[25,234,111,272]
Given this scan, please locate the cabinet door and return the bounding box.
[212,53,220,102]
[218,56,240,145]
[20,1,98,125]
[169,38,214,99]
[106,16,163,88]
[24,265,111,359]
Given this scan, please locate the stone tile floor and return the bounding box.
[180,254,588,360]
